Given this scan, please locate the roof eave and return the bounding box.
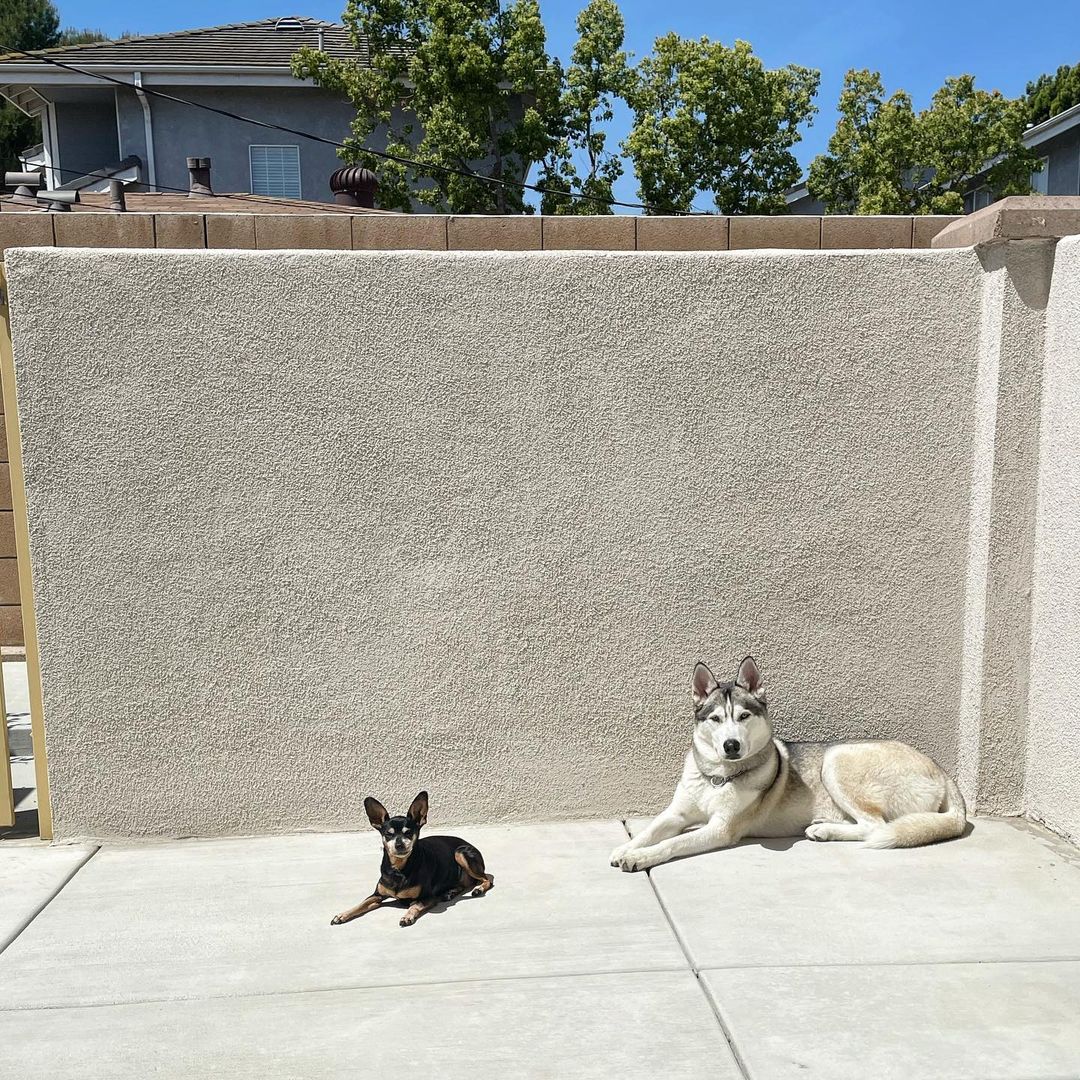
[1023,101,1080,146]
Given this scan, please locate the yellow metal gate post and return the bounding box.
[0,655,12,827]
[0,265,52,839]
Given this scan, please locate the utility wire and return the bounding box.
[0,43,708,217]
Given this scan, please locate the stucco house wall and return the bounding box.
[1026,234,1080,846]
[131,87,400,201]
[5,246,1009,840]
[53,93,120,178]
[1034,126,1080,197]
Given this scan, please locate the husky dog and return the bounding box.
[610,656,966,873]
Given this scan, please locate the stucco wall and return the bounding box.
[54,95,120,178]
[6,247,989,840]
[136,88,403,203]
[1026,235,1080,845]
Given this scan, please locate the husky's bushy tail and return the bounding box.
[865,774,967,849]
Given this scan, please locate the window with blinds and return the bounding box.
[249,145,301,198]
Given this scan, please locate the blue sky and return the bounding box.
[53,0,1080,209]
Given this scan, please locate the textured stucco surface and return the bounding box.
[1027,236,1080,845]
[5,247,988,839]
[958,241,1053,816]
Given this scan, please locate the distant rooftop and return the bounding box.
[0,16,408,69]
[0,191,389,214]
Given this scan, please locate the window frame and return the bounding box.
[248,144,302,199]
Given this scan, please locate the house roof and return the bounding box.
[75,192,388,213]
[1023,100,1080,147]
[0,17,404,69]
[2,191,389,213]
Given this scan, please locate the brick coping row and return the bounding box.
[0,212,962,253]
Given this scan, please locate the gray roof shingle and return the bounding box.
[0,16,406,68]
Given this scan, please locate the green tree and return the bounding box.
[0,0,59,53]
[56,27,109,46]
[292,0,562,213]
[809,70,1038,215]
[1025,63,1080,126]
[806,70,915,214]
[538,0,630,215]
[622,34,819,214]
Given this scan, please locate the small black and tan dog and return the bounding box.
[331,791,494,928]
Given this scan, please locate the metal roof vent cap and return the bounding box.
[187,157,213,196]
[4,170,43,206]
[36,188,78,212]
[329,166,378,208]
[275,17,305,30]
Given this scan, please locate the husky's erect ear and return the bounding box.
[407,791,429,828]
[737,656,765,700]
[364,797,389,829]
[692,662,720,705]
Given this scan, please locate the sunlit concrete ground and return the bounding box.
[0,813,1078,1079]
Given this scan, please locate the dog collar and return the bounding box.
[694,746,771,787]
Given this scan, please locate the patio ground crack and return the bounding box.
[620,818,753,1080]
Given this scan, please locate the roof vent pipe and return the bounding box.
[36,188,78,212]
[187,157,213,196]
[4,170,43,206]
[107,180,127,212]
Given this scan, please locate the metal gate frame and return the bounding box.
[0,655,12,827]
[0,264,52,839]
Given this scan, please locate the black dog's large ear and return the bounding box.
[408,791,429,827]
[692,662,719,706]
[737,656,765,701]
[364,797,389,829]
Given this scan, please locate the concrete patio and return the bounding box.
[0,817,1078,1079]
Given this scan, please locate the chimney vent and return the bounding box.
[329,166,378,209]
[36,188,78,212]
[187,157,213,196]
[107,179,127,212]
[4,170,43,206]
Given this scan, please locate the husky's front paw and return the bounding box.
[617,847,661,873]
[805,823,832,842]
[609,842,633,867]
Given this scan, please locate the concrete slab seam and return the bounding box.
[620,819,753,1080]
[0,844,99,955]
[0,963,694,1014]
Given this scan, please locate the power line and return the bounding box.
[0,43,708,217]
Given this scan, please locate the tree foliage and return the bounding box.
[293,0,561,213]
[57,27,110,46]
[809,70,1038,215]
[622,35,818,214]
[0,0,59,52]
[537,0,630,215]
[1025,62,1080,127]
